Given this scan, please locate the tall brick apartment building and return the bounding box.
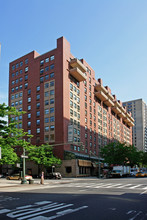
[9,37,134,177]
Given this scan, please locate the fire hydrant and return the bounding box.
[40,171,44,184]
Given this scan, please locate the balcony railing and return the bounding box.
[95,91,108,101]
[70,58,87,73]
[70,67,87,82]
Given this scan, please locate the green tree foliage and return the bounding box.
[100,142,141,167]
[26,144,61,170]
[140,152,147,167]
[0,104,31,165]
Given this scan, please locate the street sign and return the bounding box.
[21,155,28,158]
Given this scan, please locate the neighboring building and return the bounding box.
[9,37,134,177]
[123,99,147,152]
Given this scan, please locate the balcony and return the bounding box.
[95,84,108,94]
[70,67,87,82]
[104,99,114,107]
[128,121,134,127]
[111,106,121,114]
[70,58,87,73]
[95,91,108,101]
[118,111,126,118]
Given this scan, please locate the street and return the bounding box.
[0,177,147,220]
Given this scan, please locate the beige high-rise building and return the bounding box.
[123,99,147,152]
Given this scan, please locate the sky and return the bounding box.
[0,0,147,105]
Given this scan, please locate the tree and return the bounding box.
[126,145,141,167]
[100,142,142,167]
[140,152,147,167]
[26,144,62,173]
[0,104,31,165]
[100,142,129,166]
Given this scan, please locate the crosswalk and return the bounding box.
[0,200,88,220]
[61,182,147,191]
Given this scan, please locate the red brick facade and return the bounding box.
[9,37,134,161]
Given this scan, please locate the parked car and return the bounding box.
[6,173,32,180]
[135,172,146,178]
[46,172,62,179]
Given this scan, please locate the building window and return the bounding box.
[12,65,15,70]
[28,113,31,119]
[16,79,19,84]
[45,83,49,88]
[50,81,54,87]
[37,128,40,134]
[45,58,49,63]
[28,97,31,103]
[16,63,19,69]
[45,109,49,114]
[19,85,22,89]
[45,118,49,123]
[20,61,23,66]
[36,94,40,100]
[25,67,28,72]
[40,77,44,83]
[19,100,22,105]
[25,58,28,64]
[45,100,49,105]
[50,107,54,113]
[45,74,49,80]
[28,105,31,110]
[50,99,54,104]
[50,64,54,70]
[25,75,28,80]
[50,125,55,131]
[19,77,23,82]
[37,86,40,91]
[40,69,44,74]
[40,60,44,65]
[37,120,40,125]
[50,72,54,78]
[36,103,40,108]
[45,126,49,132]
[50,90,54,95]
[50,55,54,61]
[36,111,40,117]
[25,83,28,89]
[28,89,31,95]
[45,91,49,97]
[45,66,49,72]
[28,130,31,134]
[50,116,54,122]
[28,122,31,127]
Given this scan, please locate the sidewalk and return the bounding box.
[0,177,98,188]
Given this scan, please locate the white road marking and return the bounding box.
[129,185,142,189]
[29,206,88,220]
[0,209,11,214]
[117,184,132,188]
[105,184,122,188]
[95,183,113,188]
[129,211,143,220]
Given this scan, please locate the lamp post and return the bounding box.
[21,141,28,184]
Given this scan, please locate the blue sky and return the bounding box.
[0,0,147,105]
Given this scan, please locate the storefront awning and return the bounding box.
[78,159,92,167]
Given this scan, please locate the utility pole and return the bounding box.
[21,141,28,184]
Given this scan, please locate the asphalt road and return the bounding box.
[0,177,147,220]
